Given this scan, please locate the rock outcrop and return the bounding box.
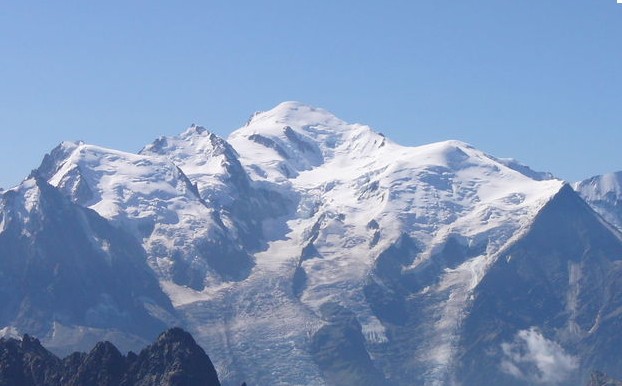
[0,328,220,386]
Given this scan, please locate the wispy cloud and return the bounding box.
[500,327,578,385]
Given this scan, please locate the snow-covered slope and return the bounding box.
[0,177,176,354]
[140,125,247,208]
[574,172,622,231]
[3,101,622,386]
[36,141,253,289]
[140,125,292,251]
[215,102,565,384]
[229,103,564,306]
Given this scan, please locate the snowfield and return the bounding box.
[10,102,616,386]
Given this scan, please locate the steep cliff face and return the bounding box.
[122,328,221,386]
[0,334,63,386]
[0,328,220,386]
[0,177,176,354]
[456,185,622,386]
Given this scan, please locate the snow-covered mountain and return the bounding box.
[0,177,176,355]
[574,172,622,232]
[1,101,622,385]
[36,140,254,287]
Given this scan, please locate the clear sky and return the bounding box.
[1,1,621,189]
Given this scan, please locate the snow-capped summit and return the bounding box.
[42,142,204,220]
[141,125,247,207]
[494,157,556,181]
[3,102,622,386]
[35,141,254,289]
[141,125,292,251]
[240,101,351,136]
[229,101,387,182]
[220,103,567,385]
[35,140,84,181]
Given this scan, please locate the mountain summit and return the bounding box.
[1,102,622,385]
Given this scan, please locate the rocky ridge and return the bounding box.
[0,328,220,386]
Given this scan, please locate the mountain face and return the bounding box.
[0,328,220,386]
[139,125,292,252]
[36,140,253,286]
[2,101,622,385]
[0,177,175,355]
[456,185,622,385]
[574,172,622,232]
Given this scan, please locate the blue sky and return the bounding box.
[1,1,621,188]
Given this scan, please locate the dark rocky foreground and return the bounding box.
[0,327,220,386]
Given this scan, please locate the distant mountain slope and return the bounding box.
[0,328,220,386]
[574,172,622,231]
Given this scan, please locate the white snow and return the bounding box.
[574,172,622,201]
[13,101,567,385]
[224,102,564,384]
[44,142,230,285]
[160,280,236,307]
[140,125,242,205]
[0,178,43,237]
[574,171,622,231]
[0,326,21,340]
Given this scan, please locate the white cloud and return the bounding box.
[500,327,578,385]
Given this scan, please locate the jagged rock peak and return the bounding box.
[155,326,195,343]
[121,327,221,386]
[186,123,207,134]
[0,328,221,386]
[172,124,210,141]
[32,140,84,181]
[141,124,237,160]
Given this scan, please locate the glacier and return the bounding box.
[1,101,622,385]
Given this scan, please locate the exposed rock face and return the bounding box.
[122,328,221,386]
[310,303,388,386]
[0,177,176,355]
[454,185,622,386]
[0,328,220,386]
[0,334,62,386]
